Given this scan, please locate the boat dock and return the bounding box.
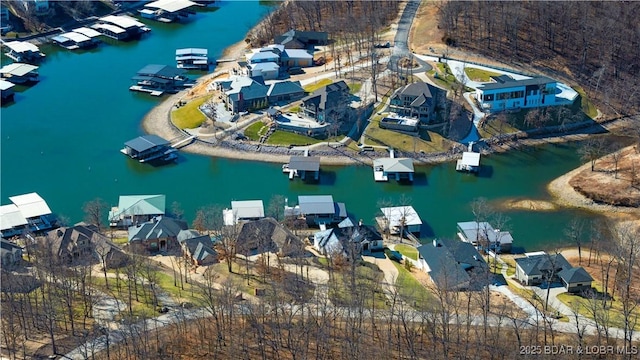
[456,142,481,173]
[129,85,163,96]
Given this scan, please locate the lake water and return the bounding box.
[0,1,600,251]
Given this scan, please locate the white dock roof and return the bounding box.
[100,15,146,29]
[460,152,481,167]
[0,204,28,231]
[72,27,102,38]
[4,41,40,53]
[146,0,199,13]
[60,32,91,43]
[176,48,208,56]
[0,63,39,77]
[380,206,422,228]
[93,23,126,34]
[373,157,414,173]
[9,192,52,219]
[231,200,265,219]
[0,79,15,91]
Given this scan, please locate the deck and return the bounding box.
[129,85,163,96]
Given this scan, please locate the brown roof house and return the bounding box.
[177,230,218,266]
[46,224,128,268]
[389,81,438,124]
[128,216,187,253]
[237,217,305,257]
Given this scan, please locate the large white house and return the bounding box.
[475,75,558,112]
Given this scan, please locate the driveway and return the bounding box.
[388,0,431,74]
[362,254,398,302]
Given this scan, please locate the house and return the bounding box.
[142,0,199,22]
[373,157,414,182]
[21,0,49,14]
[222,200,265,226]
[131,64,190,94]
[0,4,11,34]
[176,48,209,70]
[1,239,23,269]
[217,76,268,113]
[379,206,422,235]
[128,216,187,253]
[456,221,513,253]
[557,267,594,293]
[247,62,280,80]
[274,29,329,49]
[0,192,57,239]
[2,41,45,63]
[247,50,280,64]
[284,155,320,181]
[109,194,166,228]
[46,224,127,268]
[514,252,571,286]
[301,80,350,123]
[177,230,217,266]
[0,63,39,84]
[389,81,437,123]
[281,49,314,68]
[237,217,305,257]
[284,195,348,227]
[267,81,304,104]
[0,80,15,102]
[475,75,558,112]
[313,218,383,257]
[417,238,489,290]
[120,134,176,163]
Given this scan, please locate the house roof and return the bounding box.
[9,192,52,219]
[515,253,571,276]
[380,206,422,228]
[478,76,556,91]
[248,51,279,62]
[124,135,170,152]
[558,266,594,284]
[0,238,23,255]
[179,233,216,262]
[373,158,414,173]
[136,64,185,79]
[417,238,488,289]
[238,217,304,256]
[47,224,124,262]
[0,204,28,230]
[267,80,303,97]
[395,81,433,99]
[109,195,166,220]
[282,49,313,59]
[289,156,320,172]
[231,200,265,219]
[302,80,349,112]
[298,195,334,215]
[128,217,187,242]
[72,27,102,38]
[315,224,382,253]
[0,63,38,77]
[274,29,328,46]
[225,76,268,101]
[145,0,199,13]
[457,221,512,245]
[249,62,279,72]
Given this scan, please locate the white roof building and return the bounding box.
[72,27,102,38]
[9,192,52,219]
[380,206,422,234]
[100,15,146,30]
[0,204,28,231]
[145,0,199,13]
[223,200,265,226]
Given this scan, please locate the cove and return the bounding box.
[0,1,600,251]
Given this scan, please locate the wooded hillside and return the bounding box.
[437,1,640,116]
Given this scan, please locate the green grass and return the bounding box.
[288,105,301,113]
[171,95,212,129]
[395,244,419,261]
[365,117,452,153]
[574,86,598,119]
[464,67,501,82]
[244,121,266,141]
[329,263,389,309]
[266,131,321,146]
[391,261,434,309]
[348,83,362,94]
[112,237,129,245]
[478,117,520,138]
[303,78,333,93]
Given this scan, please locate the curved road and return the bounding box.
[388,0,431,74]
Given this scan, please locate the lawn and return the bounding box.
[464,67,501,82]
[391,261,434,309]
[365,117,453,153]
[348,82,362,94]
[244,121,267,141]
[171,95,212,129]
[112,237,129,245]
[478,117,520,138]
[395,244,419,261]
[329,262,389,309]
[266,131,321,146]
[303,78,333,93]
[574,86,598,119]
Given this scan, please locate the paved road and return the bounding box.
[388,0,431,74]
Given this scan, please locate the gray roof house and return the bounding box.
[1,238,23,269]
[301,80,350,123]
[47,224,128,268]
[267,81,305,104]
[237,217,305,257]
[389,81,438,123]
[313,219,383,258]
[129,216,188,253]
[274,29,329,49]
[557,267,594,293]
[417,238,489,290]
[219,76,268,114]
[456,221,513,253]
[177,230,217,266]
[514,253,571,286]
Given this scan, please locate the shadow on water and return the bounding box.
[509,246,527,255]
[410,172,429,186]
[317,170,337,186]
[476,164,494,178]
[418,222,435,238]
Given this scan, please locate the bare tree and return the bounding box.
[83,198,108,231]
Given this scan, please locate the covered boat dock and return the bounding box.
[142,0,200,22]
[0,63,39,84]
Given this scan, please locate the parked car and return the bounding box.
[288,67,304,75]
